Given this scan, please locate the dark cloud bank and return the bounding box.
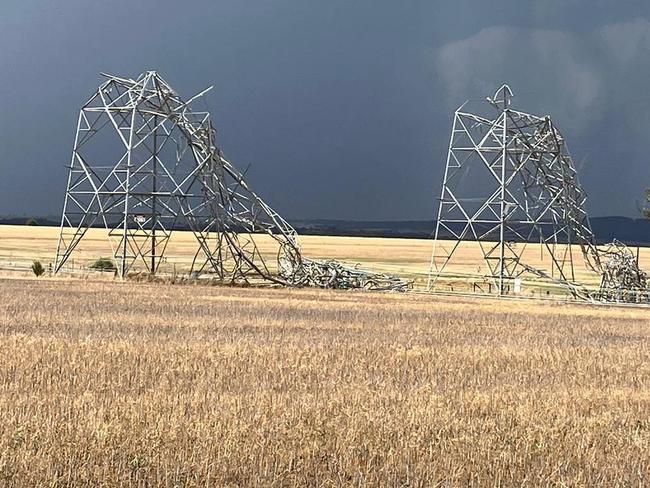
[1,0,649,221]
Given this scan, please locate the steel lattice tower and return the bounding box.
[55,71,302,282]
[428,85,600,296]
[54,71,410,291]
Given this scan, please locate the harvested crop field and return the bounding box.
[5,225,650,292]
[0,277,648,486]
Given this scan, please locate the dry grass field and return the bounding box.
[1,276,649,486]
[3,224,650,293]
[0,224,432,285]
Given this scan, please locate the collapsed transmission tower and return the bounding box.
[54,71,409,291]
[428,85,599,297]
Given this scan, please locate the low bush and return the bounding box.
[90,257,116,271]
[31,260,45,277]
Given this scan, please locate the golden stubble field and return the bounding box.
[3,224,650,292]
[0,225,432,285]
[0,277,649,486]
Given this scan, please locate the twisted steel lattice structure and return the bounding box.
[428,85,600,297]
[598,240,648,302]
[54,71,409,291]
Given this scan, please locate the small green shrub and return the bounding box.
[25,218,39,226]
[31,260,45,277]
[90,257,116,271]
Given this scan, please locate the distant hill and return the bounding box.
[0,216,60,227]
[289,217,650,245]
[2,215,649,244]
[589,217,650,245]
[291,219,433,239]
[292,217,650,244]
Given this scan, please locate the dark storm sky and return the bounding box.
[1,0,649,220]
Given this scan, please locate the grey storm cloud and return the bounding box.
[1,1,650,220]
[600,18,650,65]
[438,26,600,127]
[436,18,650,129]
[435,19,650,216]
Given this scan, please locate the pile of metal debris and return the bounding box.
[285,258,411,291]
[597,240,648,303]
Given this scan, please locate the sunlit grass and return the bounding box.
[0,278,648,485]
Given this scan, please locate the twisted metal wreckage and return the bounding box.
[598,240,648,302]
[428,85,649,303]
[54,71,410,292]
